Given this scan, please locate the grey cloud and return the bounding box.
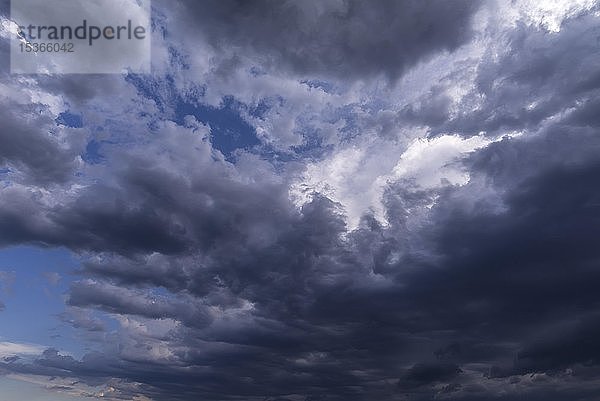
[8,116,600,400]
[0,124,288,254]
[166,0,482,80]
[0,103,85,185]
[68,280,212,328]
[36,75,129,105]
[59,307,107,333]
[4,3,600,401]
[513,316,600,376]
[398,363,462,390]
[42,150,600,398]
[394,11,600,138]
[0,270,9,312]
[0,271,15,303]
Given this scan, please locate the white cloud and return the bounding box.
[0,341,45,358]
[292,134,514,229]
[516,0,598,32]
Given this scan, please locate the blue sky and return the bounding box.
[0,247,100,400]
[0,247,73,346]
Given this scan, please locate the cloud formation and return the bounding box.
[2,1,600,401]
[167,0,482,80]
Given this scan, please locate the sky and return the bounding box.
[1,0,600,400]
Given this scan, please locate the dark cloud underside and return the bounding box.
[167,0,482,80]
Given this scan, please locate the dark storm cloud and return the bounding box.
[8,101,600,399]
[0,103,84,185]
[166,0,482,80]
[0,29,87,184]
[0,182,189,253]
[511,316,600,375]
[10,129,600,401]
[11,123,600,401]
[0,125,291,254]
[4,4,600,401]
[68,280,213,328]
[6,130,600,400]
[397,363,462,390]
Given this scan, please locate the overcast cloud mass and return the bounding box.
[2,0,600,400]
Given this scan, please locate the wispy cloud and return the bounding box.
[0,341,45,358]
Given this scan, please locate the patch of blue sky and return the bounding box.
[80,124,136,166]
[126,73,260,160]
[0,246,90,358]
[55,112,83,128]
[174,96,260,159]
[80,139,123,165]
[247,98,272,120]
[333,104,364,143]
[81,140,105,164]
